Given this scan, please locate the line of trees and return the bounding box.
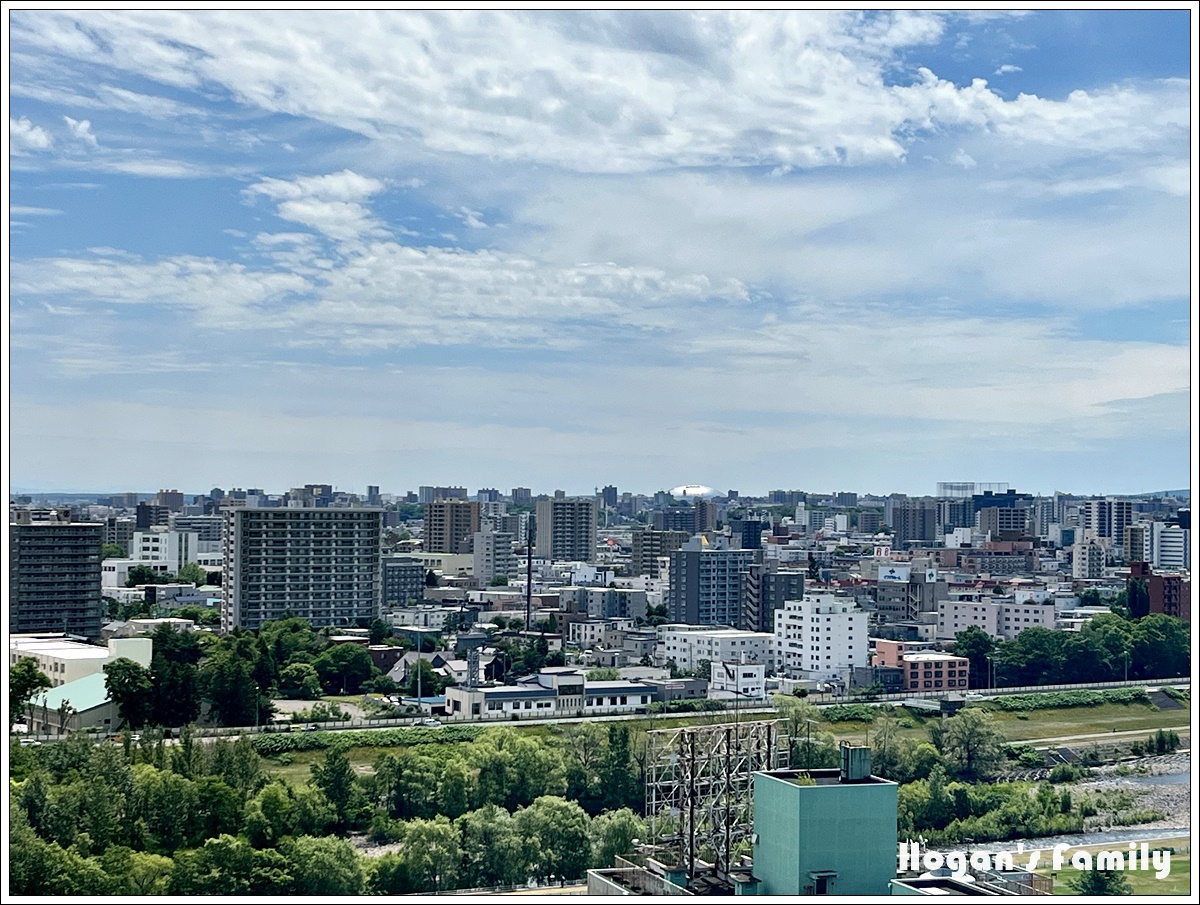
[9,721,650,895]
[952,611,1188,689]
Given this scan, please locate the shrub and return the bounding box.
[821,704,876,723]
[1048,763,1086,783]
[990,689,1149,711]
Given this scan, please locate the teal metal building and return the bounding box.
[748,746,898,896]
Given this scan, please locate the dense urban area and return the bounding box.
[7,481,1192,895]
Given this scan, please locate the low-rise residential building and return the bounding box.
[709,660,767,700]
[899,651,970,692]
[773,593,867,681]
[568,617,635,649]
[935,596,1057,640]
[387,605,478,631]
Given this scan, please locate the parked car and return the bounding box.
[418,718,442,728]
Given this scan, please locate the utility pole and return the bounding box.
[525,520,533,633]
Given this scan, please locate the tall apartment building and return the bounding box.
[10,512,104,638]
[739,563,804,634]
[560,586,649,621]
[977,506,1030,538]
[473,526,517,586]
[774,593,868,681]
[1072,538,1105,579]
[857,510,883,534]
[221,507,383,631]
[424,500,480,554]
[155,489,185,512]
[667,535,756,625]
[102,516,136,554]
[1124,523,1152,564]
[418,485,468,504]
[511,487,532,506]
[535,497,597,563]
[1081,498,1133,551]
[135,502,171,531]
[382,554,426,607]
[632,528,691,576]
[888,498,938,545]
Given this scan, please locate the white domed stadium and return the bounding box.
[670,484,718,499]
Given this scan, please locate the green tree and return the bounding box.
[104,658,155,730]
[952,626,994,688]
[244,781,296,848]
[175,562,207,585]
[589,808,646,868]
[457,804,530,888]
[938,708,1005,781]
[403,658,446,697]
[10,656,51,726]
[124,564,164,587]
[102,542,126,559]
[396,816,463,892]
[1068,867,1133,895]
[515,796,592,883]
[278,662,323,699]
[283,835,364,895]
[369,618,391,645]
[313,643,377,695]
[601,725,641,812]
[310,747,360,830]
[199,637,264,726]
[489,575,510,586]
[1129,613,1189,679]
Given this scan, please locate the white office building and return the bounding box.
[655,625,775,673]
[129,529,200,573]
[1152,523,1190,571]
[773,593,868,681]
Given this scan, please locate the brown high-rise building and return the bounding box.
[632,528,691,576]
[424,500,480,554]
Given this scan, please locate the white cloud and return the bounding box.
[63,115,100,147]
[950,148,976,168]
[10,255,310,327]
[245,170,388,242]
[9,11,1187,173]
[994,64,1022,75]
[505,167,1189,310]
[10,116,54,153]
[11,205,62,216]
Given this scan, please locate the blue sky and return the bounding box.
[6,9,1195,498]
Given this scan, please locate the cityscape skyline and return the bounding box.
[7,10,1195,496]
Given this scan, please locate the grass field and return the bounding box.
[1031,836,1191,896]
